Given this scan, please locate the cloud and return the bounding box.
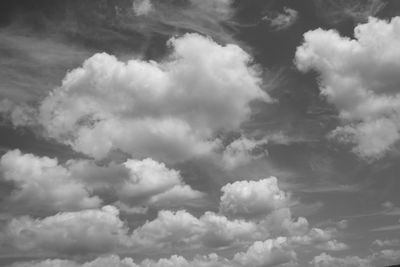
[133,0,154,16]
[219,177,289,219]
[7,248,294,267]
[310,252,371,267]
[262,7,299,31]
[130,209,266,252]
[221,136,268,169]
[8,237,297,267]
[295,17,400,159]
[68,157,206,210]
[0,150,101,215]
[0,149,205,215]
[118,158,202,204]
[310,249,400,267]
[1,173,347,265]
[313,0,386,25]
[233,237,297,267]
[3,206,131,254]
[372,239,400,248]
[19,33,271,163]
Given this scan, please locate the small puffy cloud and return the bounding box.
[147,185,206,209]
[0,99,37,127]
[233,237,297,267]
[263,7,299,31]
[221,136,268,169]
[119,158,184,201]
[219,177,289,218]
[0,150,101,215]
[33,33,269,163]
[133,0,153,16]
[295,17,400,159]
[3,206,131,254]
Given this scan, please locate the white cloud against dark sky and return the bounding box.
[1,0,400,266]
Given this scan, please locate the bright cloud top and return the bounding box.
[296,17,400,159]
[35,33,269,163]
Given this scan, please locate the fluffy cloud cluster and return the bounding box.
[1,176,346,266]
[3,206,130,254]
[33,33,269,163]
[219,177,288,218]
[0,150,101,215]
[8,243,294,267]
[296,17,400,159]
[0,150,205,215]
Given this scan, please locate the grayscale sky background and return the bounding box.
[1,0,400,266]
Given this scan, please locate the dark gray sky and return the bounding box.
[1,0,400,266]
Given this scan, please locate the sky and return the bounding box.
[1,0,400,266]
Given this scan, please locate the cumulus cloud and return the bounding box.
[28,33,270,163]
[3,206,130,254]
[8,237,297,267]
[1,174,347,265]
[295,17,400,159]
[129,177,341,254]
[219,177,289,218]
[233,237,296,267]
[69,157,205,210]
[0,149,203,214]
[0,150,101,215]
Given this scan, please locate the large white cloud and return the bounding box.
[295,17,400,159]
[35,33,269,163]
[219,177,289,218]
[0,150,101,215]
[3,206,130,254]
